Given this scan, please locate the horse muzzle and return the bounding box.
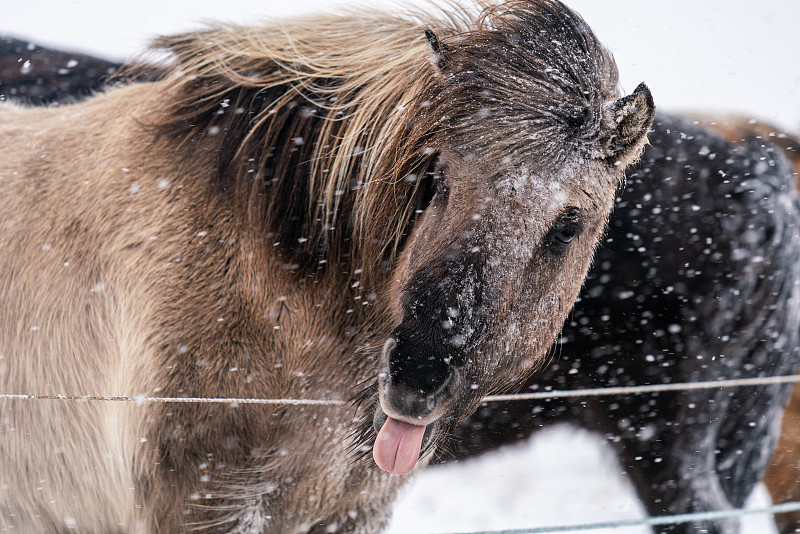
[371,337,460,474]
[377,337,461,425]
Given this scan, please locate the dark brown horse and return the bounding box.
[768,381,800,534]
[0,1,653,532]
[723,119,800,534]
[0,36,120,105]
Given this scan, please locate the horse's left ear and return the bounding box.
[424,29,449,71]
[596,82,655,165]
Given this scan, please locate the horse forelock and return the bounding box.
[421,0,620,164]
[124,0,619,285]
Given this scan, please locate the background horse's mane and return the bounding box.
[123,0,618,281]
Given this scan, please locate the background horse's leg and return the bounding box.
[606,379,790,534]
[701,119,800,534]
[609,411,739,534]
[765,384,800,534]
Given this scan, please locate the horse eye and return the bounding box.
[552,227,577,246]
[546,209,582,251]
[435,178,448,197]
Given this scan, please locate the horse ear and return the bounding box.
[597,82,655,165]
[424,29,448,71]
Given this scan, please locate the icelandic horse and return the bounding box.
[0,1,654,532]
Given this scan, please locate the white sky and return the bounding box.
[1,0,799,131]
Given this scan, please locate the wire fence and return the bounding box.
[444,501,800,534]
[3,372,800,405]
[3,372,800,533]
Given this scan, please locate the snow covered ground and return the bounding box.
[386,426,778,534]
[1,1,798,532]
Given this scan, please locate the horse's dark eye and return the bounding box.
[435,179,448,197]
[546,209,582,251]
[553,227,577,246]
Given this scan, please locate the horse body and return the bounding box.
[0,87,366,531]
[0,2,654,532]
[0,92,145,531]
[1,70,416,534]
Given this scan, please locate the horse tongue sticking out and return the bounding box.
[373,418,427,475]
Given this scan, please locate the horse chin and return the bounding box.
[372,366,460,474]
[372,403,438,475]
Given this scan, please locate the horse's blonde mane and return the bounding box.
[126,8,460,274]
[125,0,617,280]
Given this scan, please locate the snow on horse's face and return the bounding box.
[373,8,654,474]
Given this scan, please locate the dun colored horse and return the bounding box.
[10,20,800,534]
[0,1,654,532]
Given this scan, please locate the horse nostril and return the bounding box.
[428,367,457,406]
[426,394,436,411]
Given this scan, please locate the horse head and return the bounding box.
[373,0,654,474]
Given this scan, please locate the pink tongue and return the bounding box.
[373,417,427,475]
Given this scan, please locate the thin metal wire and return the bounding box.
[3,372,800,534]
[442,501,800,534]
[482,374,800,403]
[3,373,799,405]
[0,393,346,406]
